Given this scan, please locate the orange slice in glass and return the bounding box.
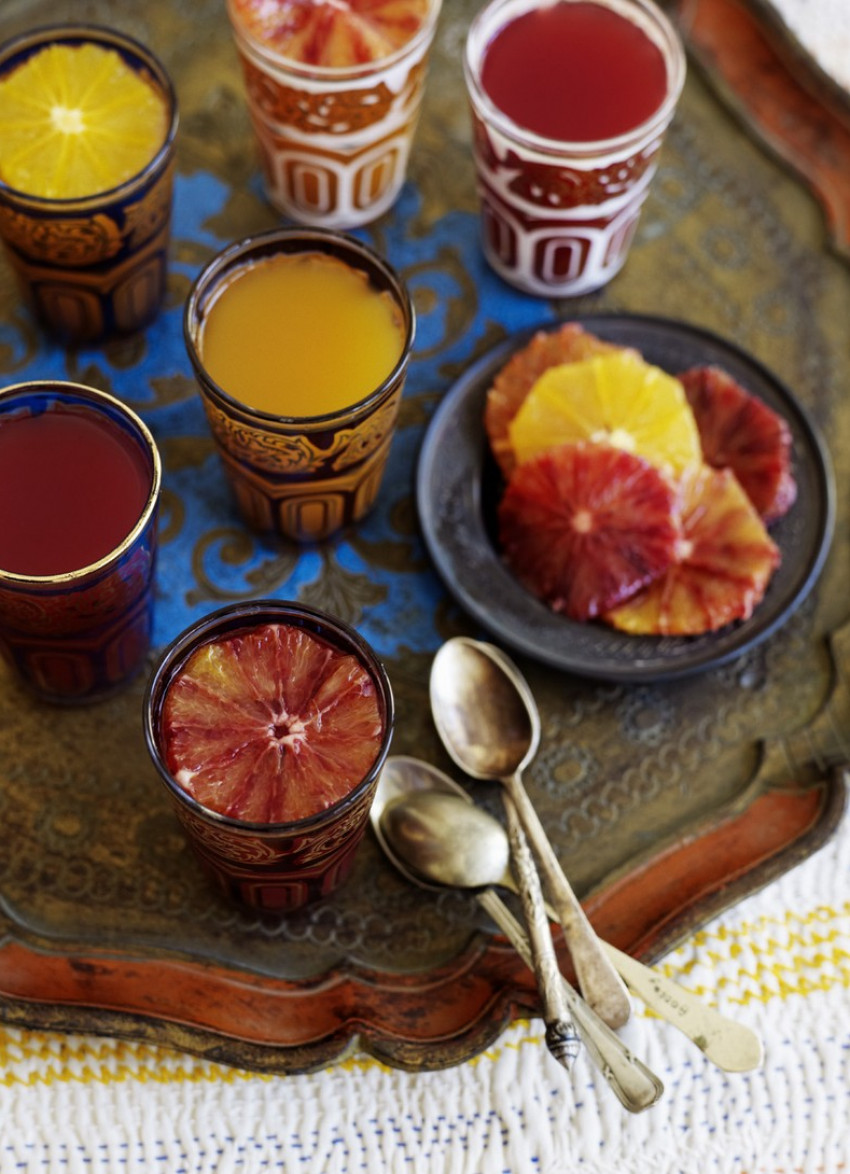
[606,464,781,636]
[230,0,430,66]
[159,622,385,824]
[508,350,702,481]
[0,42,169,199]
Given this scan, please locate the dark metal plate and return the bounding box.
[417,314,835,682]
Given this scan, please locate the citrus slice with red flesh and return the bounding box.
[497,442,680,622]
[230,0,430,66]
[484,322,625,479]
[678,365,797,523]
[508,350,702,481]
[159,622,385,823]
[606,464,781,636]
[0,42,169,200]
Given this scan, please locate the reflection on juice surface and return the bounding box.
[0,405,152,576]
[0,41,169,200]
[480,0,669,142]
[199,251,407,418]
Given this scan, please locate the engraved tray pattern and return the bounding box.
[0,0,848,1073]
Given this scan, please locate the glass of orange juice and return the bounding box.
[184,227,415,543]
[0,24,178,344]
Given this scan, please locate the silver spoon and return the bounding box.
[430,636,632,1029]
[373,757,665,1113]
[376,756,763,1075]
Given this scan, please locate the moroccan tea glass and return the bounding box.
[225,0,442,227]
[0,24,179,344]
[0,381,161,704]
[463,0,686,296]
[184,226,415,543]
[143,599,395,912]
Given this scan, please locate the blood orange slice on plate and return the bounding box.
[497,442,680,622]
[159,622,385,823]
[679,365,797,522]
[484,322,625,478]
[230,0,430,66]
[606,464,781,636]
[508,350,702,480]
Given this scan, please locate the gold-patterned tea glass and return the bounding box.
[183,227,415,543]
[225,0,442,228]
[0,24,179,344]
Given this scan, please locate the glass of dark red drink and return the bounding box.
[464,0,686,296]
[143,600,394,912]
[0,381,161,703]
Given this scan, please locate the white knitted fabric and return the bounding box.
[769,0,850,90]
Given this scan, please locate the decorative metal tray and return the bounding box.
[0,0,848,1075]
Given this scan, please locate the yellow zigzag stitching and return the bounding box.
[1,903,847,1087]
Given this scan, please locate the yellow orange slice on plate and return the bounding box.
[508,350,702,480]
[484,322,624,478]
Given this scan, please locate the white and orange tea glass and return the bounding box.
[464,0,686,296]
[226,0,442,227]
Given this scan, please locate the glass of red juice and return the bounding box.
[143,600,395,912]
[464,0,686,296]
[0,381,161,703]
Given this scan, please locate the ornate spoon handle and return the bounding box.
[495,868,764,1073]
[504,770,632,1029]
[502,795,581,1069]
[476,887,664,1113]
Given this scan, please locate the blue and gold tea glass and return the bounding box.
[183,227,415,543]
[0,24,179,344]
[0,381,161,704]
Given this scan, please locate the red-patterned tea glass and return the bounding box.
[0,381,161,703]
[143,600,395,912]
[226,0,442,227]
[464,0,686,296]
[0,24,178,344]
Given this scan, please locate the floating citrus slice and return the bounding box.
[484,322,624,478]
[498,442,680,622]
[606,464,780,636]
[0,42,169,200]
[679,365,797,522]
[159,622,385,823]
[508,350,702,479]
[230,0,430,66]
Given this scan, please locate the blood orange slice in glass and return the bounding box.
[230,0,430,66]
[508,351,702,480]
[0,42,169,199]
[159,622,385,823]
[679,365,797,523]
[484,322,624,479]
[606,464,781,636]
[497,442,679,622]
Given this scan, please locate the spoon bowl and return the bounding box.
[373,755,763,1076]
[430,637,633,1029]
